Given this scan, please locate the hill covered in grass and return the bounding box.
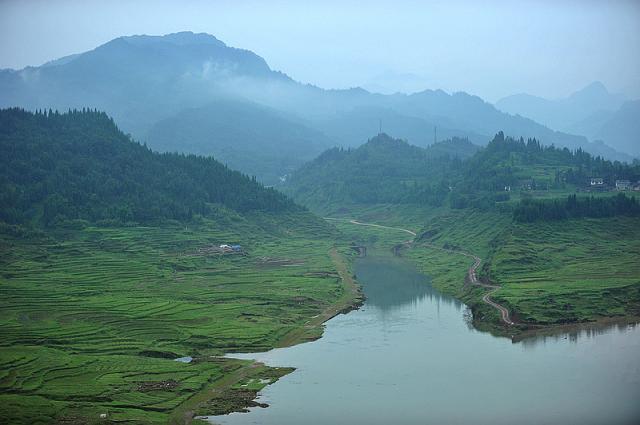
[0,108,298,228]
[286,129,640,333]
[0,107,361,424]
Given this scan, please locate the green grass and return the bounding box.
[0,212,357,424]
[335,204,640,333]
[404,209,511,329]
[489,217,640,324]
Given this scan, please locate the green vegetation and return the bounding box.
[0,108,296,227]
[283,134,476,212]
[332,204,640,334]
[304,131,640,334]
[489,217,640,324]
[1,104,638,422]
[513,193,639,222]
[0,214,357,424]
[0,108,362,424]
[459,131,640,193]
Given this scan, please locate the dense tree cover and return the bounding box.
[513,193,640,222]
[283,134,475,209]
[288,130,640,218]
[460,132,640,193]
[0,108,297,227]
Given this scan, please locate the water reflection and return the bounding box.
[208,256,640,425]
[355,255,463,314]
[521,321,640,350]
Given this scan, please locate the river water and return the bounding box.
[207,255,640,425]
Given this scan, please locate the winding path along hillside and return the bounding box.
[325,217,515,326]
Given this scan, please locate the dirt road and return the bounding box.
[326,217,515,326]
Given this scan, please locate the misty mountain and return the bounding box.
[591,101,640,158]
[309,105,486,147]
[496,81,626,133]
[1,31,630,184]
[494,82,638,159]
[0,32,290,137]
[146,99,334,183]
[386,90,590,150]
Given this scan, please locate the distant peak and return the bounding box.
[121,31,226,47]
[571,81,609,98]
[583,81,608,92]
[163,31,226,46]
[368,133,404,145]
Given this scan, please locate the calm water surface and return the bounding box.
[208,256,640,425]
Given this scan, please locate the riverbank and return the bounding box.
[326,210,640,340]
[173,247,364,424]
[0,216,364,425]
[200,251,640,425]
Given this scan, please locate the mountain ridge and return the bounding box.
[0,31,632,182]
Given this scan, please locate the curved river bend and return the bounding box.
[208,255,640,425]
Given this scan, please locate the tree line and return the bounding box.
[513,193,640,222]
[0,108,298,228]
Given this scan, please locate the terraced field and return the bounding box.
[490,217,640,324]
[0,212,357,424]
[334,205,640,334]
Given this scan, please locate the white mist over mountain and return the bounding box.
[1,0,639,102]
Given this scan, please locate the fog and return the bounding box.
[1,0,639,101]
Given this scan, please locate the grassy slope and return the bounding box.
[490,217,640,324]
[0,212,361,424]
[329,203,640,334]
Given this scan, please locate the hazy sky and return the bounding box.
[1,0,639,102]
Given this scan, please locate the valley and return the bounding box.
[1,15,639,425]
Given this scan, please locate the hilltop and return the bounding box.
[0,31,628,185]
[496,82,637,159]
[283,134,478,212]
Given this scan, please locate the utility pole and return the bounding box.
[434,126,437,144]
[379,119,382,135]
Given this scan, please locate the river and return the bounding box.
[207,255,640,425]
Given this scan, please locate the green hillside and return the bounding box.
[146,99,335,185]
[0,108,297,228]
[299,132,640,334]
[0,109,361,424]
[283,133,477,211]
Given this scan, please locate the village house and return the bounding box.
[615,180,631,191]
[585,177,609,192]
[219,244,243,253]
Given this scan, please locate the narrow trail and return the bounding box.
[325,217,515,326]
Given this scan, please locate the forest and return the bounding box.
[283,134,475,208]
[458,131,640,192]
[513,193,640,222]
[0,108,297,228]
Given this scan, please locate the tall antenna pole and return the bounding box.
[379,119,382,135]
[434,126,437,144]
